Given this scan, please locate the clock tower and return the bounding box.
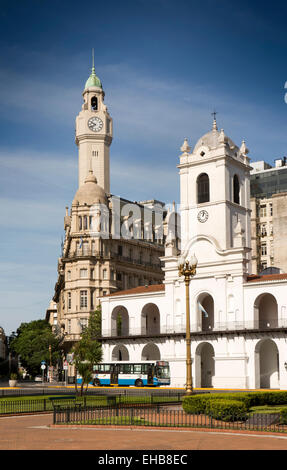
[177,117,252,274]
[76,56,113,192]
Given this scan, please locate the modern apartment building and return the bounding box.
[250,158,287,274]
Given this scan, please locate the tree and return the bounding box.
[10,320,62,377]
[73,307,102,396]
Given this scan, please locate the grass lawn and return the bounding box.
[249,404,287,415]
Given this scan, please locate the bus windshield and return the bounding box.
[155,365,170,379]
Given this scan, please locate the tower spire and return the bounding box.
[84,49,102,89]
[211,110,218,130]
[92,48,95,74]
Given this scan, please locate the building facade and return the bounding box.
[250,158,287,273]
[101,121,287,390]
[52,65,167,356]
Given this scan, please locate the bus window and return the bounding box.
[133,364,142,374]
[141,364,149,374]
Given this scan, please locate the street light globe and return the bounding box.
[190,253,198,266]
[177,255,185,267]
[187,252,197,266]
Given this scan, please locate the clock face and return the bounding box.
[197,210,209,223]
[88,116,103,132]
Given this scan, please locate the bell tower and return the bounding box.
[178,117,253,274]
[76,51,113,193]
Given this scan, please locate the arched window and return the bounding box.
[233,175,240,204]
[91,96,98,111]
[197,173,210,203]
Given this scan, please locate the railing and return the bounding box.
[0,389,185,415]
[101,319,287,338]
[53,405,287,433]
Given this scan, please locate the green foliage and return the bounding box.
[182,391,287,420]
[205,399,248,422]
[279,408,287,424]
[73,306,102,396]
[9,320,62,376]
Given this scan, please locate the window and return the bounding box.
[92,150,98,157]
[79,318,88,332]
[103,268,107,279]
[197,173,210,203]
[261,224,267,237]
[80,268,88,278]
[118,245,123,256]
[79,216,82,231]
[67,270,71,281]
[67,319,71,334]
[270,203,273,216]
[233,175,240,204]
[117,272,122,281]
[68,292,71,310]
[80,290,88,308]
[260,205,267,217]
[83,216,88,230]
[119,364,132,374]
[91,96,98,111]
[133,364,142,374]
[83,242,89,255]
[261,243,267,256]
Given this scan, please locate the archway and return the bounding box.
[141,343,161,361]
[141,303,160,335]
[254,293,278,329]
[195,342,215,388]
[197,293,214,331]
[111,306,129,336]
[255,339,279,389]
[111,344,129,361]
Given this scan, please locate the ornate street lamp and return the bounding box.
[178,252,198,395]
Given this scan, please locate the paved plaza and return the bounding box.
[1,413,287,451]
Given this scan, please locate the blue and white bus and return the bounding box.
[91,361,170,387]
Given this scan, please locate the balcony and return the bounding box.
[63,249,163,270]
[100,318,287,340]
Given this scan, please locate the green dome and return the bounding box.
[85,66,102,89]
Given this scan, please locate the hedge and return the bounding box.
[182,391,287,415]
[205,399,248,422]
[279,408,287,425]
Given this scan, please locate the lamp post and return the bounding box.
[178,253,198,395]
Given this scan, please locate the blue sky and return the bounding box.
[0,0,287,335]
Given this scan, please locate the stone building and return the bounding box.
[101,120,287,390]
[52,64,167,357]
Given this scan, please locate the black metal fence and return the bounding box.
[53,405,287,434]
[0,390,185,416]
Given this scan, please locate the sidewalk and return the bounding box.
[1,413,287,450]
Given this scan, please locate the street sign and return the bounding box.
[41,364,46,370]
[63,365,68,370]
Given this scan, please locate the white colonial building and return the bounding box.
[101,119,287,390]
